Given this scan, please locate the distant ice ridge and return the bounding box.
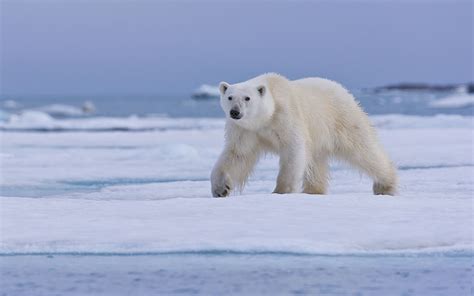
[429,94,474,108]
[35,102,96,117]
[0,112,472,131]
[0,111,224,131]
[371,114,473,129]
[0,101,96,119]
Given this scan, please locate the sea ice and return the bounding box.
[0,114,472,255]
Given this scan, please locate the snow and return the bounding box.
[1,194,471,255]
[0,115,473,255]
[429,93,474,108]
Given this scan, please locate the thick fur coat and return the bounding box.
[211,73,397,197]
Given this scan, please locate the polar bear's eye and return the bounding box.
[228,96,233,101]
[245,97,250,101]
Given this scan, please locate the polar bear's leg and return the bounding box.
[303,156,329,194]
[211,135,260,197]
[273,143,306,194]
[342,140,398,195]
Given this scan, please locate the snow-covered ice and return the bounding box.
[1,193,471,254]
[0,114,472,256]
[1,113,473,295]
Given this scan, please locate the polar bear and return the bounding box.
[211,73,397,197]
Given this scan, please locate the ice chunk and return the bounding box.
[429,94,474,108]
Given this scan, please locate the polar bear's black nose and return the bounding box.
[230,109,241,119]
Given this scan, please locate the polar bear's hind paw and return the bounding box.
[373,182,396,196]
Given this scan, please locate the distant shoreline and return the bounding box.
[372,82,474,93]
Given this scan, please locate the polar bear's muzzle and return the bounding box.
[230,108,242,120]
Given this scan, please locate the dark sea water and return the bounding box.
[1,253,472,296]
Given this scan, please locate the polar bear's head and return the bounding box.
[218,79,275,130]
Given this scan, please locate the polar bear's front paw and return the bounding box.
[211,172,233,198]
[213,184,231,198]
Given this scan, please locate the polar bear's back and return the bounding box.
[285,76,374,151]
[290,77,356,106]
[259,73,371,140]
[288,77,362,120]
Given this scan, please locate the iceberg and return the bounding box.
[192,84,220,99]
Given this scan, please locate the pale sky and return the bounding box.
[1,0,472,95]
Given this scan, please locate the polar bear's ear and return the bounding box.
[257,86,266,97]
[219,82,230,95]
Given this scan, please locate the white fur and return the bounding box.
[211,73,398,197]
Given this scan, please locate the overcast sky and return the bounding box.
[1,1,472,95]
